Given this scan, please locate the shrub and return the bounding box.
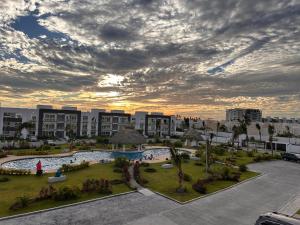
[113,168,122,173]
[174,140,183,148]
[273,154,282,160]
[225,156,236,164]
[42,145,51,151]
[54,146,61,150]
[213,146,226,156]
[96,137,109,144]
[81,179,112,194]
[192,180,207,194]
[235,151,244,157]
[61,161,89,172]
[195,149,205,158]
[15,150,49,156]
[114,157,129,168]
[194,162,203,166]
[78,146,91,151]
[0,176,10,182]
[0,168,31,176]
[140,162,150,167]
[154,137,162,143]
[229,172,241,182]
[183,173,192,182]
[253,155,262,162]
[239,164,248,172]
[0,152,7,158]
[9,196,31,211]
[144,168,157,173]
[181,152,190,160]
[122,166,131,183]
[36,185,57,200]
[53,186,80,201]
[247,151,254,157]
[210,167,241,182]
[220,167,230,180]
[163,140,171,145]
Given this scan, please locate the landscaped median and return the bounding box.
[0,163,132,218]
[140,160,259,203]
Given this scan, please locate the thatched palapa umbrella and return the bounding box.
[110,126,146,151]
[183,128,204,147]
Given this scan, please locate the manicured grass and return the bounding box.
[141,160,259,202]
[0,163,131,218]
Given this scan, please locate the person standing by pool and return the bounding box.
[36,160,43,176]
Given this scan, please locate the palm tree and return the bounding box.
[268,124,275,156]
[219,124,227,132]
[256,123,262,142]
[232,125,240,149]
[286,125,291,144]
[169,147,185,192]
[206,132,215,172]
[17,122,35,139]
[216,121,220,143]
[239,114,251,150]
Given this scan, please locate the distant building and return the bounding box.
[226,108,262,122]
[0,107,37,138]
[37,105,81,139]
[132,112,174,137]
[145,113,171,137]
[98,110,131,136]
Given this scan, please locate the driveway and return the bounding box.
[0,161,299,225]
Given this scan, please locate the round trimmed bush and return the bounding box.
[0,176,9,182]
[239,164,248,172]
[183,173,192,182]
[144,168,157,173]
[114,157,129,168]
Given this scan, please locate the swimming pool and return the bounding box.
[1,148,170,172]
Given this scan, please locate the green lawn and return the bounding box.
[0,163,131,218]
[141,160,258,202]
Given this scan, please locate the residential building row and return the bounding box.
[0,105,176,139]
[226,108,262,122]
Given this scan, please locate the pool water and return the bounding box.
[1,149,170,172]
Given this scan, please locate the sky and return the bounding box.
[0,0,299,119]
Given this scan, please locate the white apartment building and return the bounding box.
[0,107,37,138]
[132,112,176,137]
[98,110,131,136]
[226,108,262,122]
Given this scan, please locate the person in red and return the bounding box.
[36,160,43,176]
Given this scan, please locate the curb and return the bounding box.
[0,191,137,222]
[152,173,263,205]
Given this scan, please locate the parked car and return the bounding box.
[281,152,300,162]
[255,212,300,225]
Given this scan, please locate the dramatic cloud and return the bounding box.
[0,0,299,119]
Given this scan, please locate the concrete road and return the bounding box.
[0,161,299,225]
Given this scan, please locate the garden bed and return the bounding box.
[141,160,259,202]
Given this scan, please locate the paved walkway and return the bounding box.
[0,161,299,225]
